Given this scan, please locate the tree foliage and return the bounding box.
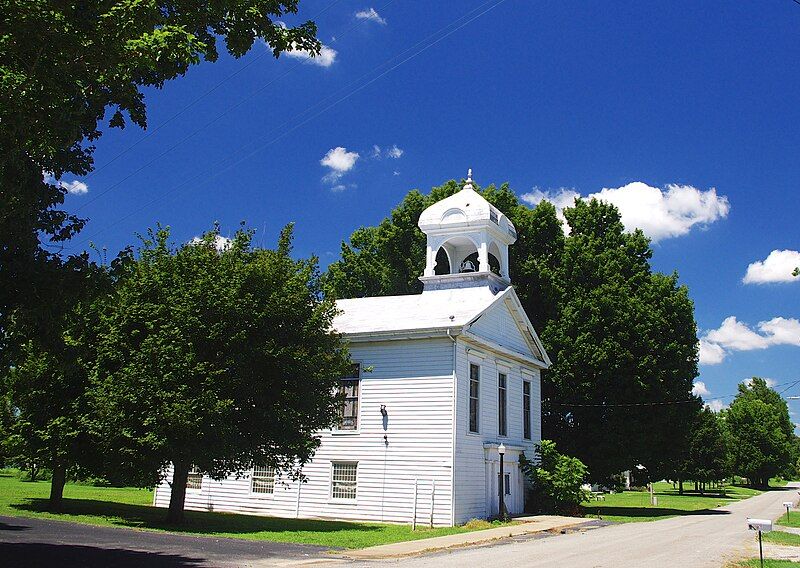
[726,377,796,487]
[326,180,699,481]
[0,0,320,342]
[520,439,590,515]
[87,224,350,522]
[680,407,729,488]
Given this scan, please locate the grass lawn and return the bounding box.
[582,481,765,523]
[0,470,508,548]
[730,561,800,567]
[764,531,800,547]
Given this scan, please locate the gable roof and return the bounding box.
[333,286,550,367]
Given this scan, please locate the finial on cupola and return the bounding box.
[464,168,474,190]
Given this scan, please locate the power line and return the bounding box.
[62,0,510,252]
[72,0,393,214]
[78,0,347,186]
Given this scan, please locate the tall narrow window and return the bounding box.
[469,363,480,433]
[338,363,361,430]
[498,372,507,436]
[331,462,358,500]
[523,380,532,440]
[251,466,275,494]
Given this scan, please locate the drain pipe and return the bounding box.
[447,328,457,527]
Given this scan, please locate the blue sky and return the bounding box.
[57,0,799,415]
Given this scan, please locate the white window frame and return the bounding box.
[334,362,361,435]
[330,461,358,502]
[250,465,276,497]
[186,466,202,491]
[498,371,508,437]
[468,363,481,434]
[523,379,532,440]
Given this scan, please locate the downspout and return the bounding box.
[447,328,457,527]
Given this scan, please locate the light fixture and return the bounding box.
[380,404,387,417]
[498,443,505,455]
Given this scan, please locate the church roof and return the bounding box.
[333,286,498,336]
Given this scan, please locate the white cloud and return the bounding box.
[522,182,730,242]
[707,399,727,413]
[386,144,404,159]
[743,250,800,284]
[393,170,400,176]
[355,7,387,24]
[743,377,778,388]
[43,171,89,195]
[371,145,382,158]
[284,44,337,67]
[191,235,232,251]
[330,184,347,193]
[320,147,359,183]
[699,316,800,365]
[692,381,710,397]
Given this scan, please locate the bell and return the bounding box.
[460,259,476,273]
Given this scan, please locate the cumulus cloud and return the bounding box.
[692,381,711,397]
[191,235,233,251]
[320,146,359,183]
[522,182,730,242]
[743,377,778,388]
[370,144,404,159]
[699,316,800,365]
[355,7,387,24]
[707,399,727,413]
[283,44,337,67]
[743,250,800,284]
[43,172,89,195]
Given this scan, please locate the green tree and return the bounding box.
[520,439,590,515]
[727,377,795,487]
[0,0,320,341]
[681,407,730,493]
[3,256,109,507]
[88,224,350,523]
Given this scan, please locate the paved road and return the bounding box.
[361,483,800,568]
[0,515,334,567]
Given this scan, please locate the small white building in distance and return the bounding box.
[154,171,551,526]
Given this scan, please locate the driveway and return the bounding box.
[357,483,800,568]
[0,515,334,567]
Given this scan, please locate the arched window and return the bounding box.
[461,251,501,276]
[434,247,451,275]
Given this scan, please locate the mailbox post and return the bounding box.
[784,501,794,523]
[747,518,773,568]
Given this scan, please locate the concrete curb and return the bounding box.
[337,516,594,560]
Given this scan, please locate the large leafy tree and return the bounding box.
[0,0,321,341]
[680,407,730,493]
[727,377,795,487]
[88,225,350,523]
[3,255,109,508]
[327,181,699,481]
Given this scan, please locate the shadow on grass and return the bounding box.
[11,497,383,536]
[0,542,205,568]
[584,506,732,519]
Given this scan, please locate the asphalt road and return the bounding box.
[0,515,334,568]
[363,483,800,568]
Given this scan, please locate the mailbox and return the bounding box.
[747,518,773,533]
[784,502,794,508]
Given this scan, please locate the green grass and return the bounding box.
[764,531,800,547]
[776,511,800,529]
[582,481,765,523]
[0,470,509,548]
[730,560,800,567]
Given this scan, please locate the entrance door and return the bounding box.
[486,458,522,517]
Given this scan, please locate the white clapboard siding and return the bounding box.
[155,338,456,526]
[452,298,542,524]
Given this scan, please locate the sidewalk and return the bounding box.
[339,516,593,560]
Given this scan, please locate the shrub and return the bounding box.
[520,439,590,516]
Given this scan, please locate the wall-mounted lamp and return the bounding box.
[380,404,388,417]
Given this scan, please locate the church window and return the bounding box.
[331,462,358,500]
[523,381,532,440]
[469,363,480,433]
[251,466,275,495]
[498,373,507,437]
[338,363,361,430]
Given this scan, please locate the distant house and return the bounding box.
[154,171,551,526]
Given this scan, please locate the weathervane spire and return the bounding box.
[464,168,474,190]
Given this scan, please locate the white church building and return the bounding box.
[154,171,551,526]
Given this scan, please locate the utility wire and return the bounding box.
[62,0,510,252]
[72,0,394,214]
[78,0,346,186]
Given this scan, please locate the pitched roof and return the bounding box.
[333,286,498,336]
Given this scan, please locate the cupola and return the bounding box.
[418,169,516,293]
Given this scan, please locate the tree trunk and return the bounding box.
[678,479,684,495]
[166,462,190,524]
[49,461,67,511]
[694,481,698,492]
